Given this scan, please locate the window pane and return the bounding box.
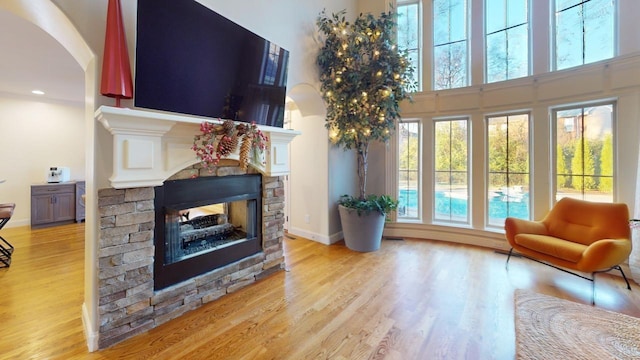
[434,0,467,45]
[434,0,452,45]
[555,104,614,203]
[434,42,468,90]
[434,119,469,223]
[398,121,420,220]
[487,31,507,82]
[507,25,529,79]
[486,0,506,34]
[556,0,582,11]
[398,2,422,91]
[398,3,419,49]
[584,0,614,64]
[555,6,582,70]
[486,0,529,83]
[449,0,467,42]
[487,114,530,227]
[507,0,527,28]
[555,0,615,70]
[507,114,529,173]
[434,0,468,90]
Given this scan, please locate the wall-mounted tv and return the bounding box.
[135,0,289,128]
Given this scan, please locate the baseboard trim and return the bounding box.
[82,302,99,352]
[287,228,343,245]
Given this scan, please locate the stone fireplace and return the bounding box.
[94,106,299,349]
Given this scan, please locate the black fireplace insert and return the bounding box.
[154,175,262,290]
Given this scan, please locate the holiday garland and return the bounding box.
[192,120,268,171]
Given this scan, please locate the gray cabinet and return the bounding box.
[75,181,85,222]
[31,183,76,228]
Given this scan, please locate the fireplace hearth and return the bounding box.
[154,174,262,290]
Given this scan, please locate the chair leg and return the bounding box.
[505,248,514,269]
[615,265,632,290]
[591,272,596,305]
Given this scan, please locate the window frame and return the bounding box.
[432,0,470,90]
[551,100,617,203]
[397,118,423,222]
[433,117,471,225]
[397,0,423,92]
[484,0,530,83]
[485,111,532,228]
[552,0,618,71]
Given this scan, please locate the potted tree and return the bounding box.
[316,9,416,252]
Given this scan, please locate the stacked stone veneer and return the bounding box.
[96,163,286,349]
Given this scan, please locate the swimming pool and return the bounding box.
[398,189,530,223]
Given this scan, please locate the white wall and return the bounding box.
[0,95,85,226]
[289,111,327,242]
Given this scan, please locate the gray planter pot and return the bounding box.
[338,205,385,252]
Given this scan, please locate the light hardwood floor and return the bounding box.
[1,223,639,359]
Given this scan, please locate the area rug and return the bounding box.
[514,290,640,360]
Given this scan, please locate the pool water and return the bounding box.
[398,189,530,223]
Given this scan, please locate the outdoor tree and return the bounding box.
[435,120,467,187]
[434,44,467,90]
[572,138,597,190]
[556,144,569,189]
[599,133,613,192]
[433,0,467,90]
[399,127,419,178]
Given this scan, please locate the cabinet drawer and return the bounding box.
[31,184,75,195]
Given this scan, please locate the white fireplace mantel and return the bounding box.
[95,106,301,189]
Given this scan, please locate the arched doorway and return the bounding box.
[0,0,98,351]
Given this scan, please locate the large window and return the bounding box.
[554,0,616,70]
[398,120,421,220]
[487,113,530,227]
[433,0,468,90]
[485,0,529,83]
[398,0,422,91]
[554,103,614,202]
[434,119,469,223]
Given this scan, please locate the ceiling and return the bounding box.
[0,9,84,104]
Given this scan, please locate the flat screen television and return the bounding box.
[134,0,289,127]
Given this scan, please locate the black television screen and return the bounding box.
[134,0,289,127]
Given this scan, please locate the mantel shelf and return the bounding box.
[95,106,301,189]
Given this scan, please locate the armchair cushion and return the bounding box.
[514,234,586,263]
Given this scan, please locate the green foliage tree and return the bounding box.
[507,118,529,188]
[435,121,467,186]
[316,9,416,202]
[599,133,613,192]
[399,131,419,180]
[572,138,597,190]
[571,139,584,191]
[487,116,529,188]
[584,139,597,190]
[556,144,569,189]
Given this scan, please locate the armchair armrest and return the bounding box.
[504,217,548,248]
[579,238,632,272]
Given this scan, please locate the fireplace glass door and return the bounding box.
[164,199,257,264]
[154,174,262,290]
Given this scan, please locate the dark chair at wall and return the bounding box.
[0,203,15,268]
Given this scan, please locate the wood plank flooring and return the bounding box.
[0,223,639,359]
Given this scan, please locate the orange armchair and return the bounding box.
[505,197,632,302]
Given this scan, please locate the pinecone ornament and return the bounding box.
[222,120,236,136]
[239,133,254,170]
[216,134,239,159]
